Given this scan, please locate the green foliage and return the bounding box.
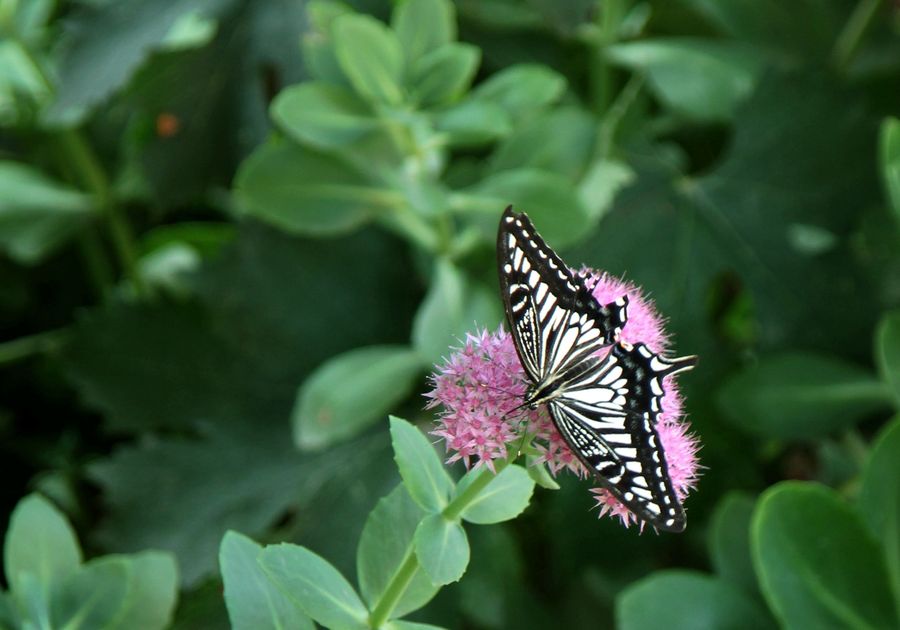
[2,494,177,629]
[3,0,900,627]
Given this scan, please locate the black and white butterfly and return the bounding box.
[497,206,696,532]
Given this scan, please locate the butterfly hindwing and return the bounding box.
[497,206,627,382]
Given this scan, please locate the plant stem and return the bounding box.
[58,129,147,297]
[76,230,114,300]
[832,0,883,74]
[368,549,420,628]
[443,459,510,521]
[0,329,69,365]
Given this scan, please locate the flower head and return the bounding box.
[426,269,700,529]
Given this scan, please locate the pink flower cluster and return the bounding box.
[425,270,700,529]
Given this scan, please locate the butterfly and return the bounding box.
[497,206,696,532]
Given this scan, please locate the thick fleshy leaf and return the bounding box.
[434,100,512,147]
[333,14,405,106]
[220,531,313,630]
[410,43,480,107]
[471,64,566,120]
[389,416,454,512]
[455,465,535,525]
[51,558,129,629]
[606,38,763,121]
[259,544,368,630]
[617,570,774,630]
[875,311,900,406]
[392,0,456,63]
[110,552,179,630]
[709,492,757,593]
[234,141,381,236]
[357,485,439,618]
[272,83,377,150]
[414,513,469,585]
[3,494,82,599]
[411,259,502,366]
[719,353,891,439]
[0,161,94,264]
[880,117,900,222]
[752,482,898,629]
[293,345,423,450]
[858,417,900,612]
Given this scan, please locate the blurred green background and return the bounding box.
[2,0,900,628]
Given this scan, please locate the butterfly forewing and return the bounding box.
[496,205,696,532]
[497,207,626,383]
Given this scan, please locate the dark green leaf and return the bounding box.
[752,482,898,629]
[880,117,900,222]
[333,14,405,106]
[709,492,757,594]
[858,417,900,615]
[411,259,502,366]
[414,513,469,585]
[293,345,424,450]
[384,622,447,630]
[471,64,566,120]
[357,485,439,617]
[235,141,381,236]
[876,311,900,406]
[617,570,774,630]
[220,531,313,630]
[411,43,480,107]
[389,416,454,512]
[0,161,94,264]
[461,168,591,247]
[259,543,368,630]
[606,38,763,121]
[3,494,81,600]
[392,0,456,63]
[272,83,378,150]
[719,353,891,439]
[455,465,534,524]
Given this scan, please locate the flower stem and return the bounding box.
[443,458,512,521]
[368,548,420,628]
[832,0,883,74]
[0,329,68,365]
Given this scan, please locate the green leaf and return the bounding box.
[709,492,757,594]
[876,311,900,406]
[392,0,456,63]
[617,570,774,630]
[434,100,512,147]
[859,417,900,617]
[471,64,566,120]
[413,514,470,585]
[880,117,900,223]
[606,38,763,121]
[578,159,636,221]
[234,141,382,236]
[112,551,180,630]
[272,83,378,150]
[455,465,535,524]
[333,14,405,106]
[411,258,502,366]
[461,169,591,247]
[389,416,454,512]
[385,622,447,630]
[51,557,130,629]
[526,459,560,490]
[0,161,94,264]
[293,345,424,450]
[719,353,891,439]
[3,494,82,600]
[46,0,236,125]
[259,543,369,630]
[752,482,898,630]
[220,531,313,630]
[411,43,480,107]
[357,485,439,617]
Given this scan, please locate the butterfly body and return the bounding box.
[497,206,696,532]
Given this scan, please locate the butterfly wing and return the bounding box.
[497,206,627,383]
[549,343,697,532]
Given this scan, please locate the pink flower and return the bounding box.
[425,270,699,529]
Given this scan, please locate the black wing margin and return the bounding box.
[496,206,627,382]
[549,342,697,532]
